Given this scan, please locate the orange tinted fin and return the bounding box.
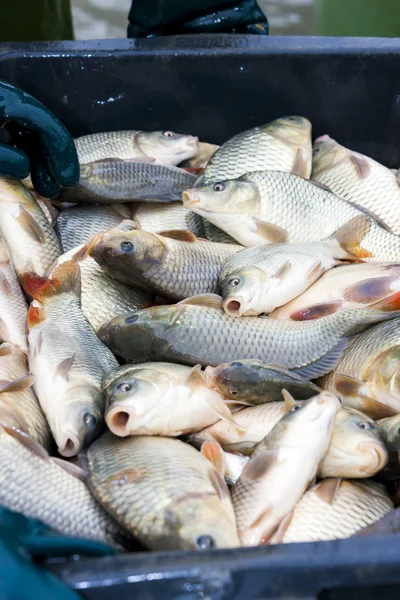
[23,261,80,301]
[344,277,394,304]
[201,440,226,475]
[27,302,47,327]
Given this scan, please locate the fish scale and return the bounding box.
[142,238,242,299]
[204,130,302,183]
[87,434,239,550]
[243,171,400,260]
[0,343,50,449]
[280,480,393,543]
[0,179,61,277]
[98,302,400,374]
[55,249,151,332]
[323,318,400,386]
[133,201,206,237]
[75,131,139,163]
[0,427,127,549]
[312,137,400,234]
[57,205,129,252]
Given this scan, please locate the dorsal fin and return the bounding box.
[281,388,296,413]
[178,294,223,309]
[158,230,197,242]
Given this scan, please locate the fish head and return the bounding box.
[55,385,104,457]
[98,305,175,361]
[321,408,388,477]
[269,390,341,445]
[221,266,269,317]
[182,180,261,227]
[263,116,312,145]
[136,130,199,165]
[164,487,239,550]
[105,367,175,436]
[204,359,265,401]
[90,229,167,276]
[312,135,348,175]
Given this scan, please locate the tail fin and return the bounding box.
[329,215,372,259]
[22,260,80,302]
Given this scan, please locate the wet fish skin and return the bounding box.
[0,425,128,550]
[312,135,400,234]
[132,201,205,237]
[219,234,354,317]
[62,161,197,204]
[75,130,199,166]
[203,116,312,183]
[0,178,61,277]
[321,318,400,418]
[90,229,242,301]
[0,239,28,353]
[270,262,400,321]
[231,391,340,546]
[87,433,240,551]
[183,170,400,256]
[270,478,393,544]
[97,296,400,378]
[57,204,131,252]
[24,260,119,457]
[0,343,51,449]
[204,360,320,404]
[318,408,388,479]
[53,245,151,332]
[103,362,235,437]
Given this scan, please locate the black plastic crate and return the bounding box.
[1,34,400,598]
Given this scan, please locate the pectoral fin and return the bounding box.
[291,147,310,178]
[201,440,226,475]
[329,214,372,259]
[315,478,342,504]
[13,206,46,243]
[242,449,279,482]
[0,375,35,394]
[251,219,288,243]
[290,301,342,320]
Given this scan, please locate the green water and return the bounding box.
[316,0,400,36]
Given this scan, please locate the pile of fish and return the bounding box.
[3,118,400,552]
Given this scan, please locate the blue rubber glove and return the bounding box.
[0,81,79,199]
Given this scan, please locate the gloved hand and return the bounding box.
[0,507,116,600]
[128,0,268,37]
[0,81,79,199]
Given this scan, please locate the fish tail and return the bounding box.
[22,260,80,302]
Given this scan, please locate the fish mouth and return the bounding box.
[186,135,199,148]
[106,405,135,437]
[222,297,243,318]
[58,432,81,458]
[357,441,388,474]
[182,189,200,207]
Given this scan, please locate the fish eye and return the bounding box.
[359,421,374,430]
[213,182,226,192]
[120,241,134,254]
[125,315,138,325]
[162,130,174,138]
[117,382,132,393]
[229,278,241,287]
[290,405,302,412]
[196,534,216,550]
[313,148,320,155]
[83,413,97,429]
[231,361,243,367]
[229,389,238,396]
